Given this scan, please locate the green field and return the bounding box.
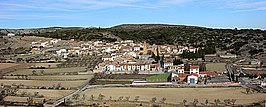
[146,73,170,82]
[206,63,226,73]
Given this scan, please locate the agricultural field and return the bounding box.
[0,79,88,88]
[0,63,20,70]
[28,75,93,80]
[3,74,94,81]
[7,67,87,75]
[82,87,266,106]
[4,89,73,103]
[30,63,61,68]
[206,63,226,73]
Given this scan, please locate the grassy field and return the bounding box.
[4,89,73,103]
[7,67,87,75]
[146,73,170,82]
[206,63,226,73]
[0,79,88,88]
[82,87,266,105]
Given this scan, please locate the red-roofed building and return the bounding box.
[199,72,218,78]
[178,74,189,83]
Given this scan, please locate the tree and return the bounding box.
[173,58,183,65]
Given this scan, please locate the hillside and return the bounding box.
[111,24,194,30]
[1,24,266,56]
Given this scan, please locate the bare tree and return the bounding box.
[21,91,27,97]
[32,70,36,75]
[214,99,220,107]
[33,92,39,97]
[151,97,157,103]
[27,97,33,105]
[251,89,255,94]
[98,94,105,100]
[193,99,199,106]
[118,96,123,101]
[56,83,61,89]
[82,94,86,100]
[90,95,94,100]
[160,98,166,103]
[183,99,187,106]
[134,96,140,102]
[231,99,236,106]
[205,99,209,107]
[125,96,130,101]
[72,94,80,100]
[246,88,251,94]
[224,99,230,106]
[40,70,44,75]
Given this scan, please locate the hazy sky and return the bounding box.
[0,0,266,29]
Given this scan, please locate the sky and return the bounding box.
[0,0,266,29]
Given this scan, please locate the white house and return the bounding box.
[190,65,199,75]
[133,46,141,51]
[187,74,198,84]
[177,67,185,74]
[164,62,173,68]
[7,33,15,36]
[102,55,114,61]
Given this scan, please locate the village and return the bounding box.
[1,35,266,106]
